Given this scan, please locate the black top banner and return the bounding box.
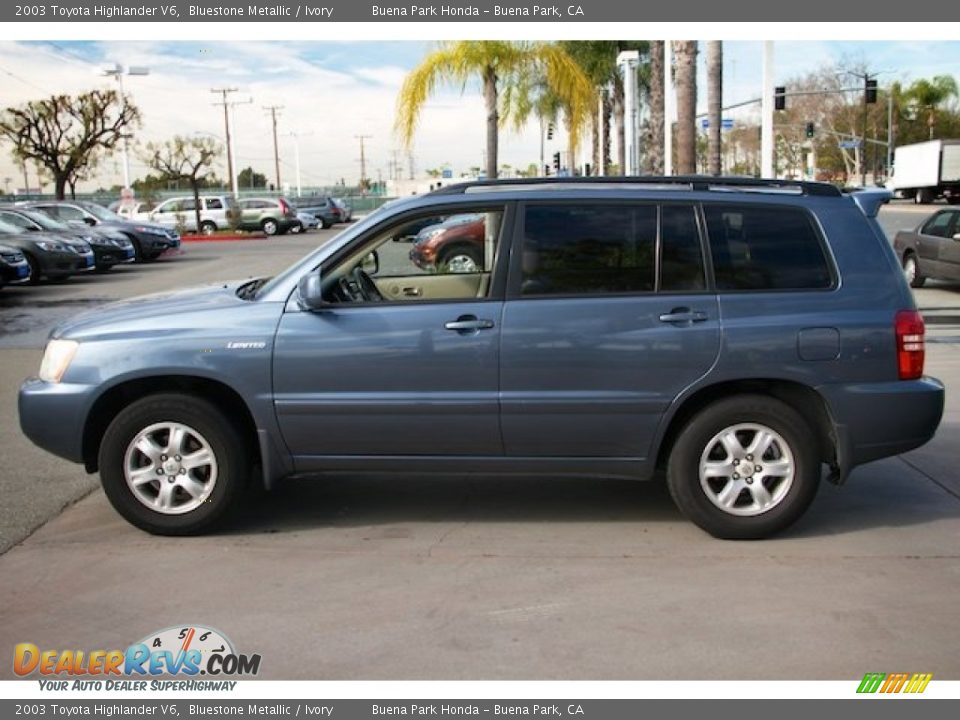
[4,0,952,22]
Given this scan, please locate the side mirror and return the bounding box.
[361,250,379,275]
[297,269,325,311]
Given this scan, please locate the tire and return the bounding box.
[289,222,303,234]
[438,246,482,274]
[666,395,820,540]
[917,188,935,204]
[903,253,926,288]
[98,393,250,536]
[261,218,279,236]
[199,221,217,236]
[23,252,42,285]
[321,220,332,229]
[124,235,144,262]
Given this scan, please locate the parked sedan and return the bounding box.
[0,219,95,283]
[18,200,180,262]
[291,211,320,233]
[0,244,30,290]
[0,206,135,271]
[296,198,340,228]
[893,207,960,287]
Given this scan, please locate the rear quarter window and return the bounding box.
[703,204,833,291]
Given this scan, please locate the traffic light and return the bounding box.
[547,122,555,140]
[774,86,786,111]
[805,122,816,139]
[552,152,561,173]
[544,164,550,177]
[865,78,878,104]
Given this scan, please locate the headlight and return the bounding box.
[135,226,166,236]
[417,229,445,244]
[39,339,79,383]
[35,241,69,253]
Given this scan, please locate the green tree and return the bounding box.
[396,41,594,179]
[237,166,267,189]
[142,136,222,232]
[0,89,139,199]
[905,76,959,140]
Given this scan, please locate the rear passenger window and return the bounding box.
[206,198,223,210]
[660,205,705,291]
[521,205,656,295]
[704,204,831,291]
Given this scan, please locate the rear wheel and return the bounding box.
[917,188,935,204]
[261,218,279,236]
[667,395,820,539]
[903,253,926,288]
[199,221,217,236]
[99,393,250,535]
[289,222,303,234]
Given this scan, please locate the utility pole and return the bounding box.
[407,151,415,181]
[354,135,372,188]
[211,87,248,197]
[264,105,284,191]
[761,41,775,179]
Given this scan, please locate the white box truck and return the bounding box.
[890,139,960,204]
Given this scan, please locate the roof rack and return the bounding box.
[430,175,842,198]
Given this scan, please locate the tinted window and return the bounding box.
[0,212,35,230]
[704,204,831,291]
[521,205,656,295]
[921,212,955,238]
[660,205,705,291]
[206,198,224,210]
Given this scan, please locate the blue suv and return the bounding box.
[18,178,945,539]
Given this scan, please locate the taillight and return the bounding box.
[895,310,925,380]
[278,199,291,214]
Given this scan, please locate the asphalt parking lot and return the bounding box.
[1,205,959,680]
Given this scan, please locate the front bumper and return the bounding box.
[91,245,136,267]
[1,259,31,284]
[19,378,97,464]
[819,377,945,474]
[40,250,95,277]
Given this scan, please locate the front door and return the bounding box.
[935,210,960,279]
[499,202,720,460]
[272,205,511,464]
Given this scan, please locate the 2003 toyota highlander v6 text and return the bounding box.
[18,177,945,539]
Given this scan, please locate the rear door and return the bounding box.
[935,210,960,278]
[499,202,720,461]
[918,210,954,275]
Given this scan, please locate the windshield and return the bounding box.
[20,210,70,232]
[80,203,123,222]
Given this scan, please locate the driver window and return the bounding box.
[324,207,505,304]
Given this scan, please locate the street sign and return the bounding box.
[701,118,735,130]
[839,140,862,149]
[441,169,453,179]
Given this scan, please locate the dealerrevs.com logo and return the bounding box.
[857,672,933,694]
[13,625,261,685]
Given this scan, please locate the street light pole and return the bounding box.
[102,63,149,190]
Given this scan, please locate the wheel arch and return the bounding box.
[655,378,838,475]
[82,375,260,476]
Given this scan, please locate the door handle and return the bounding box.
[444,315,495,334]
[402,286,422,297]
[659,308,708,324]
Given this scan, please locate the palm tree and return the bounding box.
[396,41,594,179]
[647,41,665,174]
[674,41,699,174]
[905,75,959,140]
[706,41,723,176]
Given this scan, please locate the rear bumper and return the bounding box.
[819,377,945,472]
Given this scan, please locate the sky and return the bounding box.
[0,39,958,193]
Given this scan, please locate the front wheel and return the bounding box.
[199,221,217,236]
[261,219,279,236]
[23,252,42,285]
[903,253,926,288]
[438,247,482,274]
[667,395,820,539]
[99,393,250,535]
[289,222,303,234]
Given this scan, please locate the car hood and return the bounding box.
[0,230,75,248]
[52,280,256,340]
[99,219,171,234]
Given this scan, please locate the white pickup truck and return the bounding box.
[890,139,960,204]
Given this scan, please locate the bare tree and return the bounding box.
[0,89,139,199]
[674,41,699,175]
[142,137,222,233]
[706,41,723,176]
